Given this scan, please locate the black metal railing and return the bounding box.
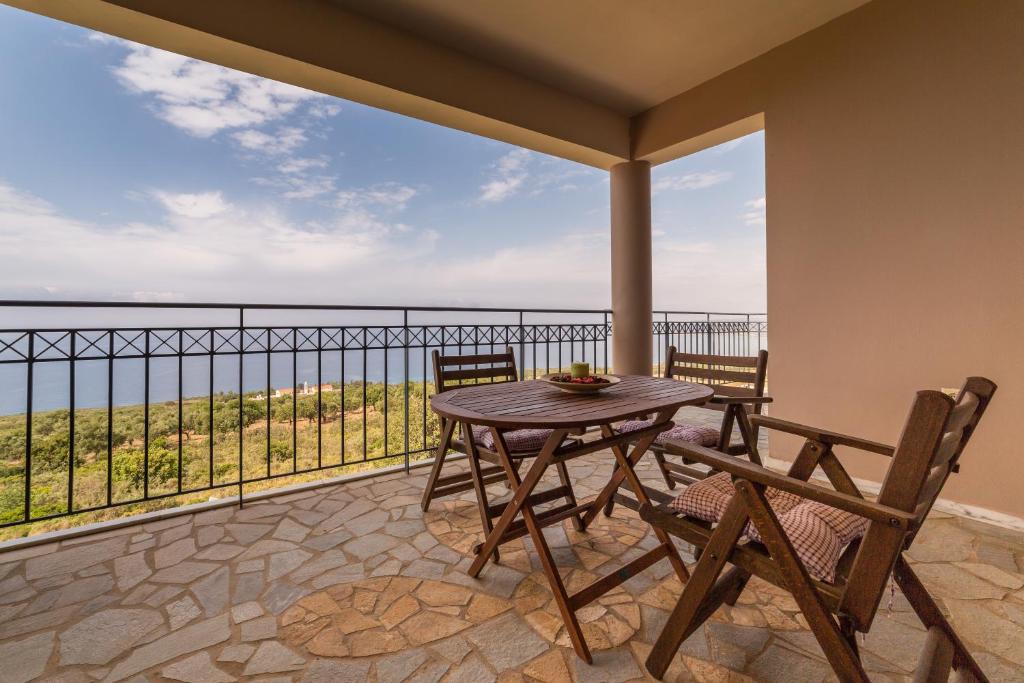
[0,302,765,531]
[653,311,767,373]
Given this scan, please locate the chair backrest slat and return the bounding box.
[437,351,516,367]
[839,377,996,630]
[672,352,760,368]
[441,366,516,382]
[663,347,768,413]
[432,346,519,394]
[671,366,758,385]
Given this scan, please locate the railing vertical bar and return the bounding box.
[208,329,214,488]
[545,325,550,374]
[317,327,322,470]
[106,331,113,506]
[238,308,244,507]
[143,329,150,501]
[266,329,271,478]
[403,309,410,473]
[380,327,387,456]
[292,328,298,474]
[68,332,76,514]
[603,312,609,374]
[177,330,183,494]
[557,326,562,373]
[472,326,478,385]
[362,328,368,462]
[421,342,427,451]
[340,341,346,465]
[383,326,389,457]
[24,331,33,522]
[592,325,597,374]
[530,323,537,380]
[518,311,525,379]
[706,313,712,355]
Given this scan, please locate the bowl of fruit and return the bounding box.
[538,363,620,394]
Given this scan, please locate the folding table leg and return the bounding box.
[598,420,690,584]
[582,416,669,527]
[420,416,457,511]
[555,460,585,531]
[463,423,500,564]
[467,429,567,577]
[491,429,593,664]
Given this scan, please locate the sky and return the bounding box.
[0,5,766,313]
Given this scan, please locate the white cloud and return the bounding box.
[86,32,118,45]
[337,183,418,211]
[232,127,307,155]
[308,102,342,118]
[652,170,732,193]
[743,196,766,227]
[480,148,530,202]
[152,191,231,219]
[277,156,329,174]
[0,179,764,310]
[108,40,323,138]
[251,174,337,200]
[0,181,438,303]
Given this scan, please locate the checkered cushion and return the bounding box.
[670,472,868,583]
[618,418,720,447]
[470,425,555,452]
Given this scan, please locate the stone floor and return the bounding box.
[0,408,1022,682]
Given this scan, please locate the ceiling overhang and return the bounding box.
[5,0,868,167]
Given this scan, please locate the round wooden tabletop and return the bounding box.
[430,375,713,429]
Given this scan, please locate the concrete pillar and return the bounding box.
[610,160,653,375]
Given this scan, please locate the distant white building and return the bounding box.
[269,382,335,398]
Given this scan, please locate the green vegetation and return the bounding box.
[0,379,444,541]
[0,365,596,541]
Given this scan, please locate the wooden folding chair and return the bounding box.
[419,347,583,560]
[604,347,770,516]
[641,377,997,682]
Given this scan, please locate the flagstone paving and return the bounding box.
[0,407,1021,681]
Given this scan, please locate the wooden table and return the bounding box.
[430,374,713,662]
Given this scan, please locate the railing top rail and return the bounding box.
[0,300,613,314]
[653,310,766,316]
[0,301,766,317]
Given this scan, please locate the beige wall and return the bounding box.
[635,0,1024,517]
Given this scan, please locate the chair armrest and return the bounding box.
[709,395,773,406]
[748,415,895,456]
[662,440,914,530]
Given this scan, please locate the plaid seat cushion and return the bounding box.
[470,425,555,452]
[618,418,720,447]
[670,472,868,583]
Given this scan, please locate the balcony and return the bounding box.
[1,0,1022,680]
[0,304,1020,681]
[0,427,1021,681]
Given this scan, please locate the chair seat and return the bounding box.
[670,472,868,583]
[618,418,720,447]
[470,425,555,452]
